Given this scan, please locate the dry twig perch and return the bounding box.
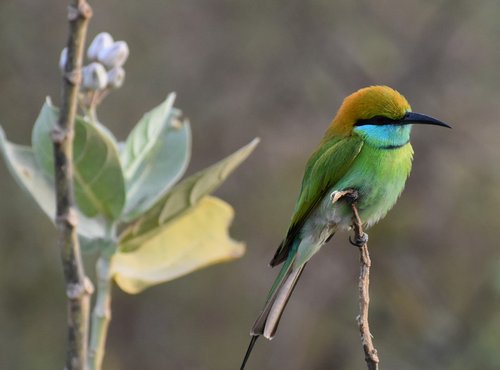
[332,190,380,370]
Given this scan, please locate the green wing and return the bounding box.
[270,135,363,266]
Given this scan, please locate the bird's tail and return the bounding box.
[240,250,306,370]
[251,260,305,339]
[240,335,259,370]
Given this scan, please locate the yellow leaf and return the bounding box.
[111,196,245,294]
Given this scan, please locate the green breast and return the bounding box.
[334,142,414,226]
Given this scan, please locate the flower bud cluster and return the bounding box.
[59,32,129,91]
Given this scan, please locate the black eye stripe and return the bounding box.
[355,115,401,126]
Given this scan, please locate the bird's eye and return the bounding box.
[371,116,387,124]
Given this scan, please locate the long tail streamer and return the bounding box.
[240,335,259,370]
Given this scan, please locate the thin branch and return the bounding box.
[88,255,113,370]
[53,1,93,370]
[350,202,379,370]
[332,190,380,370]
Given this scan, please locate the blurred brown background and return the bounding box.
[1,1,499,369]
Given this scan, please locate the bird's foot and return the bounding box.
[330,189,359,205]
[349,232,368,247]
[343,190,359,204]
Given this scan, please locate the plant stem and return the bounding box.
[87,104,98,125]
[53,1,93,369]
[88,254,113,370]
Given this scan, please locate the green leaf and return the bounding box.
[112,196,245,294]
[30,99,58,175]
[0,127,108,244]
[118,138,259,252]
[31,98,126,220]
[120,93,191,221]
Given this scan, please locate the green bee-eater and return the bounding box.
[240,85,450,369]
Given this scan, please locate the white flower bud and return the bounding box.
[107,66,126,89]
[59,47,68,71]
[87,32,114,61]
[98,41,129,68]
[82,62,108,91]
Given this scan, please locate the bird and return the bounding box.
[240,85,450,369]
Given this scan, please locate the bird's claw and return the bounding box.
[330,189,359,205]
[343,190,359,204]
[349,232,368,247]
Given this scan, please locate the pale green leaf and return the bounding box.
[31,98,126,220]
[118,138,259,252]
[0,127,107,244]
[112,196,245,294]
[120,93,191,221]
[30,99,58,174]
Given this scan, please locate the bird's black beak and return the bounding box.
[355,112,451,128]
[401,112,451,128]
